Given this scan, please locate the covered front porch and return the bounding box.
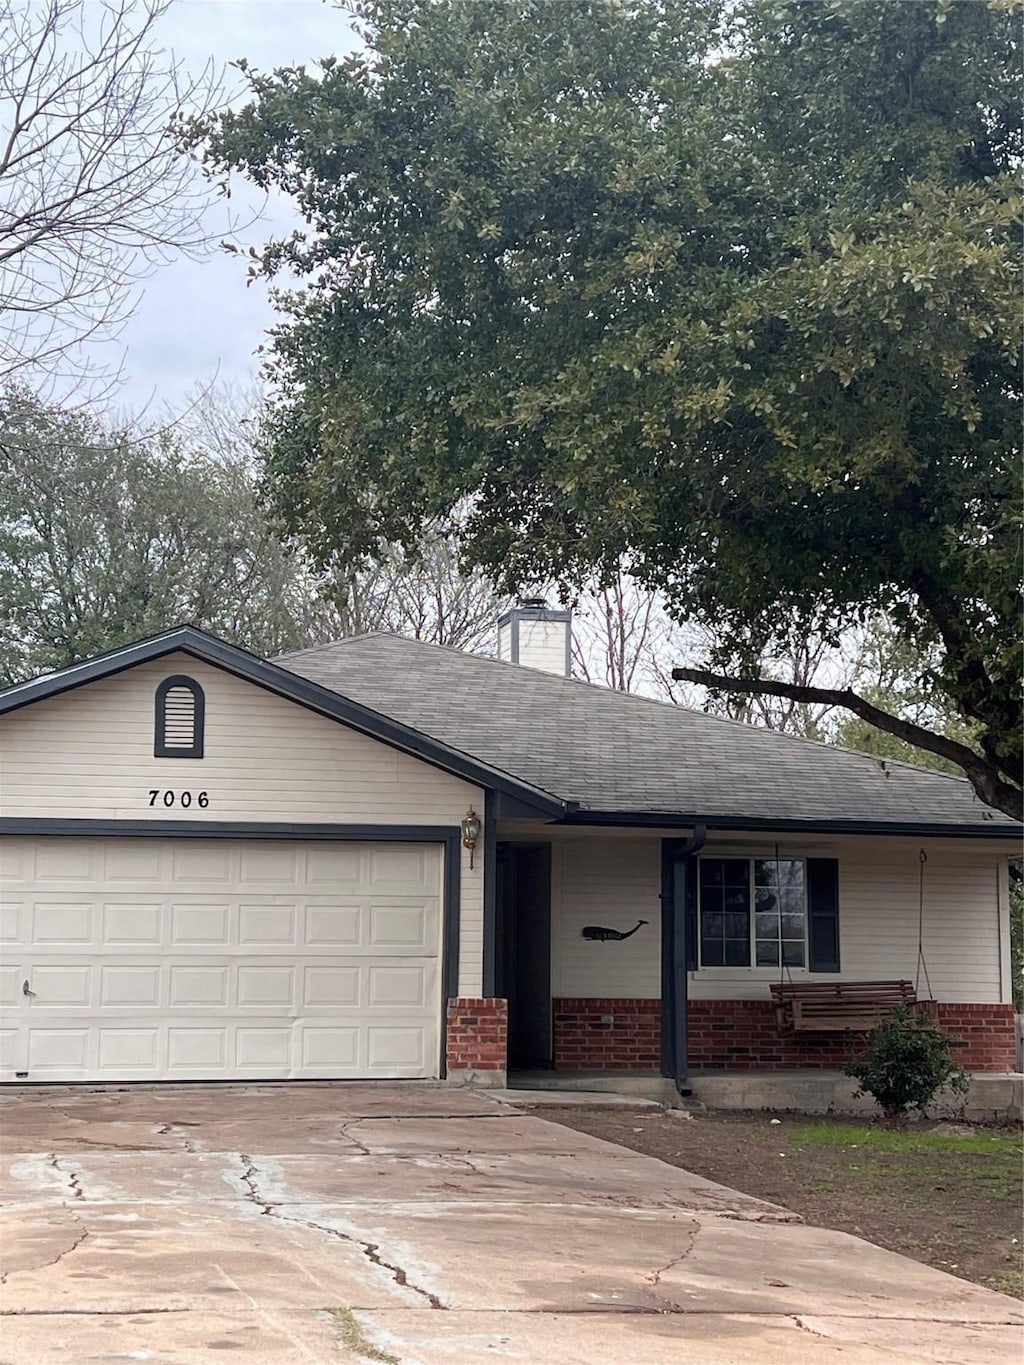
[445,822,1018,1089]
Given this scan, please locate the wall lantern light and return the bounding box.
[461,807,482,869]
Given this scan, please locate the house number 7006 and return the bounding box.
[148,789,209,808]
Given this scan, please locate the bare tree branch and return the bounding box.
[671,666,1022,822]
[0,0,224,397]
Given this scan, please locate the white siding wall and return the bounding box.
[547,832,1012,1005]
[0,654,486,996]
[552,837,663,997]
[517,619,569,677]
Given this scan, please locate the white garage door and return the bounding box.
[0,837,443,1083]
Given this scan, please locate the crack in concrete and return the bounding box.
[282,1210,447,1312]
[236,1155,446,1310]
[1,1301,1017,1328]
[645,1228,699,1286]
[791,1314,827,1337]
[1,1219,89,1284]
[716,1209,802,1224]
[341,1113,516,1123]
[153,1122,199,1154]
[336,1123,371,1156]
[238,1155,273,1216]
[48,1154,83,1200]
[0,1307,190,1317]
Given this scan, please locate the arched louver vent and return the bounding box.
[154,676,205,759]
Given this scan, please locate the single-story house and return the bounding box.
[0,606,1019,1090]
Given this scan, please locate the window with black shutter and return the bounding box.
[695,856,839,971]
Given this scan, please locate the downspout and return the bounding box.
[669,824,706,1097]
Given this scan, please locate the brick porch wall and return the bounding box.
[445,997,508,1074]
[552,998,1017,1072]
[553,998,661,1070]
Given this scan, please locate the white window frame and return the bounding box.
[697,855,809,972]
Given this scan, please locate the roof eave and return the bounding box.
[559,810,1022,839]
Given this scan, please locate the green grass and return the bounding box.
[326,1308,399,1364]
[784,1123,1021,1157]
[986,1271,1024,1298]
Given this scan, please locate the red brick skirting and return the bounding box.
[553,998,661,1070]
[446,997,508,1074]
[552,998,1017,1073]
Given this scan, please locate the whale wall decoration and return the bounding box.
[581,919,648,942]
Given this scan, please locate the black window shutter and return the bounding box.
[807,858,840,972]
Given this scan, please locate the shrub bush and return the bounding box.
[844,1007,969,1127]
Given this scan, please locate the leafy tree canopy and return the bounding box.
[0,388,321,681]
[191,0,1023,818]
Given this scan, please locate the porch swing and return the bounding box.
[770,848,932,1033]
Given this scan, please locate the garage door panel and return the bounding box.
[33,964,92,1006]
[98,1028,159,1070]
[369,902,433,949]
[239,845,301,886]
[305,844,364,888]
[168,1027,226,1071]
[304,965,360,1006]
[367,1025,425,1070]
[0,965,21,1006]
[33,902,93,944]
[369,843,434,890]
[34,842,95,881]
[305,903,362,945]
[239,903,298,945]
[236,1027,292,1069]
[368,965,428,1007]
[0,1029,19,1069]
[100,964,161,1007]
[237,965,295,1006]
[103,842,164,883]
[169,965,228,1007]
[171,903,229,944]
[302,1026,360,1071]
[0,844,28,879]
[170,843,232,884]
[0,902,21,942]
[102,902,161,944]
[2,837,442,1082]
[28,1028,90,1071]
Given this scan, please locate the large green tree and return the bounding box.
[192,0,1022,819]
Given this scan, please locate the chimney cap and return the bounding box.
[518,595,549,609]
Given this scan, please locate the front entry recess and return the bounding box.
[497,843,552,1069]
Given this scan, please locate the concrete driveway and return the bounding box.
[0,1085,1019,1365]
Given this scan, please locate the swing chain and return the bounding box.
[916,847,934,1001]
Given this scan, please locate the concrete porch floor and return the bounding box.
[508,1069,1024,1121]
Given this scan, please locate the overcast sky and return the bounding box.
[114,0,359,417]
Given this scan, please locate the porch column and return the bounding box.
[661,827,705,1094]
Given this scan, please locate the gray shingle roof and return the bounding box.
[279,634,1017,833]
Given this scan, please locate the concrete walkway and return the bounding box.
[0,1084,1019,1364]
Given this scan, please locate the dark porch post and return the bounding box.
[481,793,498,997]
[660,826,706,1095]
